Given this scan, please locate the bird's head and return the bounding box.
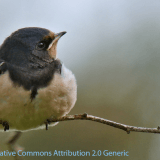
[0,27,66,91]
[1,27,66,65]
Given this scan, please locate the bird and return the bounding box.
[0,27,77,132]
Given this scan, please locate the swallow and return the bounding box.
[0,27,77,131]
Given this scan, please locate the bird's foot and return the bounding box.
[2,121,9,131]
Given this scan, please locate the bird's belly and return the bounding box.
[0,68,77,131]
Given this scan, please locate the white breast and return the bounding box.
[0,65,77,132]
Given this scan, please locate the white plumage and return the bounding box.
[0,64,77,132]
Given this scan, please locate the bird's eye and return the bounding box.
[37,42,46,49]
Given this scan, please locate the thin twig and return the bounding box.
[7,131,23,160]
[1,113,160,134]
[45,113,160,134]
[7,131,22,145]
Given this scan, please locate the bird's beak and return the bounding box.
[55,31,67,39]
[47,31,67,59]
[47,31,67,51]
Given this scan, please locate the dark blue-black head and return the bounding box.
[0,27,66,99]
[0,27,66,65]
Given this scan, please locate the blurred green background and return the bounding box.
[1,0,160,159]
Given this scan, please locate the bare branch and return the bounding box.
[1,113,160,134]
[45,113,160,134]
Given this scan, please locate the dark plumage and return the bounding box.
[0,27,77,131]
[0,27,64,99]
